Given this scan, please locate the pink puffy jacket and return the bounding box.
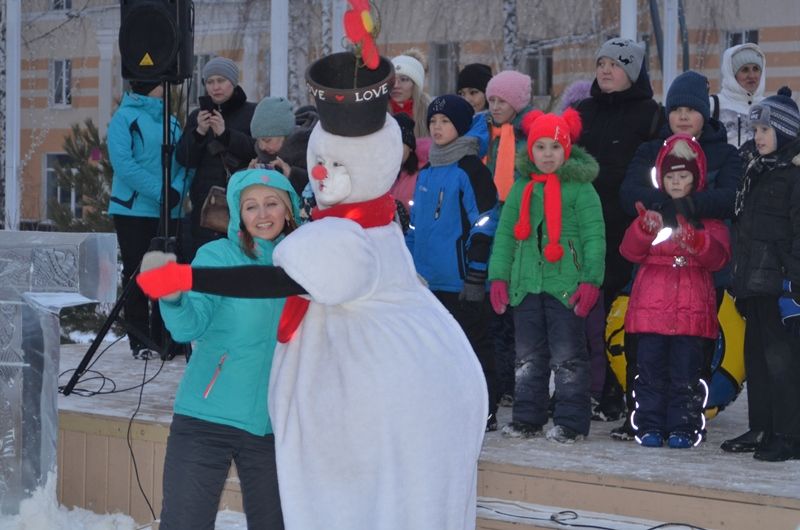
[620,218,731,339]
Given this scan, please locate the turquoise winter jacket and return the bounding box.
[159,169,300,436]
[107,92,190,218]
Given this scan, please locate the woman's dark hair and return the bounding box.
[400,150,419,175]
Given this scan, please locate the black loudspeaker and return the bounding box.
[119,0,194,82]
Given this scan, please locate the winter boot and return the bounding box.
[546,425,584,444]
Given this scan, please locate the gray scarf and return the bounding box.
[428,136,479,167]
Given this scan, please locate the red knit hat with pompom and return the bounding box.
[514,108,583,263]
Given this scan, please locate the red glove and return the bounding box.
[635,201,663,235]
[673,214,705,254]
[569,283,600,318]
[136,261,193,299]
[490,280,509,315]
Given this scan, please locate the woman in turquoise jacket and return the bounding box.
[107,81,190,359]
[155,168,299,530]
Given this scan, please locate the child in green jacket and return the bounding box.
[488,108,605,443]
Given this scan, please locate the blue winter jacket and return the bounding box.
[107,92,190,218]
[159,169,301,436]
[406,140,499,292]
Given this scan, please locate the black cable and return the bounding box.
[126,356,158,522]
[58,343,166,523]
[58,340,166,397]
[477,505,710,530]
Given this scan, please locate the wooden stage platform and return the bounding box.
[56,341,800,530]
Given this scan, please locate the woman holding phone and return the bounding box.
[176,56,256,261]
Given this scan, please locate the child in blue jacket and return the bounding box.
[406,94,500,431]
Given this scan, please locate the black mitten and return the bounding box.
[655,200,678,228]
[673,196,702,228]
[168,187,181,209]
[459,268,487,302]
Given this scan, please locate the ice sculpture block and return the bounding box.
[0,231,117,515]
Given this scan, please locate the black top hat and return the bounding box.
[306,52,395,137]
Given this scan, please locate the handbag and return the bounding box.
[198,149,236,234]
[198,185,229,234]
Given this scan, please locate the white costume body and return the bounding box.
[270,218,487,530]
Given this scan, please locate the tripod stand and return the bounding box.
[63,80,183,396]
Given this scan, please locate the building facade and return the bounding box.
[11,0,800,225]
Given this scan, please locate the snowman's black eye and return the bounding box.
[332,161,343,168]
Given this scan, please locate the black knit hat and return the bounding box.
[665,71,711,122]
[129,80,160,96]
[457,63,493,93]
[427,95,475,137]
[393,114,417,150]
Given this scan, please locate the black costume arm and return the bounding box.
[193,265,307,298]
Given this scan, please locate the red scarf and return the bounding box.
[277,194,397,343]
[514,174,564,263]
[390,98,413,119]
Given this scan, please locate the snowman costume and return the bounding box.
[269,113,487,530]
[137,54,488,530]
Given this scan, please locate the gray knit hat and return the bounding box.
[596,38,646,83]
[731,47,764,75]
[750,87,800,150]
[202,57,239,86]
[250,97,295,138]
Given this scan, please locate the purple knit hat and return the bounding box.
[486,70,532,113]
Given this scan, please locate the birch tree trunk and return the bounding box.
[502,0,519,70]
[321,0,332,57]
[0,0,6,221]
[287,0,311,106]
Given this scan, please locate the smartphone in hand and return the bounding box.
[198,95,215,112]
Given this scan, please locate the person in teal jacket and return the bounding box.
[489,108,605,444]
[107,80,190,360]
[153,168,299,530]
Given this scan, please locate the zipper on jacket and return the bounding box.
[433,188,444,220]
[568,240,581,271]
[203,353,228,399]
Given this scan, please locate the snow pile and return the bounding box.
[0,473,138,530]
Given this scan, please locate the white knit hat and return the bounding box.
[731,47,764,75]
[391,55,425,90]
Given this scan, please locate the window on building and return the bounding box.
[189,54,214,104]
[52,59,71,107]
[525,48,553,97]
[52,0,72,10]
[44,154,82,220]
[429,43,459,97]
[726,30,759,47]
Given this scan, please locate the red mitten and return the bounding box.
[136,261,193,299]
[490,280,509,315]
[569,283,600,318]
[674,214,705,254]
[635,201,663,235]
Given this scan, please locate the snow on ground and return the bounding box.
[0,470,247,530]
[483,386,800,499]
[48,339,800,528]
[0,473,137,530]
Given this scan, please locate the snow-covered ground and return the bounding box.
[17,339,794,529]
[483,381,800,499]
